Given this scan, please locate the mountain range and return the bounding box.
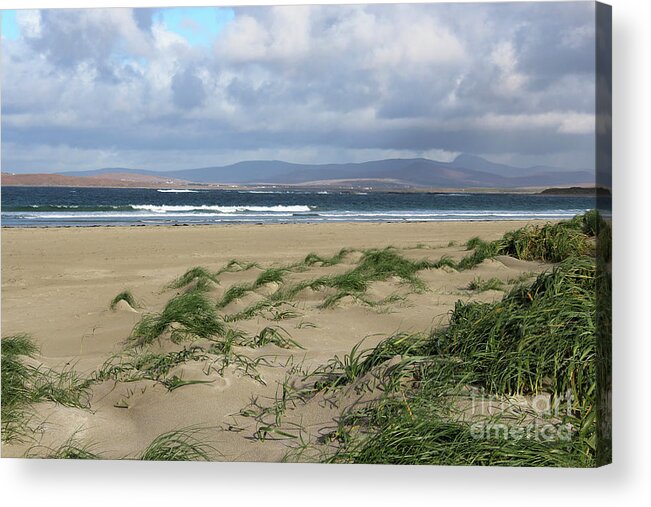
[5,154,595,189]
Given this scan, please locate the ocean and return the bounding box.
[1,186,603,227]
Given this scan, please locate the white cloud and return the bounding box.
[490,41,527,94]
[215,15,268,61]
[16,10,42,38]
[561,24,595,49]
[365,11,467,69]
[475,112,595,135]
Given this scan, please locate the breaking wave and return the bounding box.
[128,204,312,213]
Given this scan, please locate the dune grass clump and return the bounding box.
[310,333,428,392]
[34,435,101,460]
[443,211,601,271]
[1,334,39,441]
[354,248,432,288]
[48,443,100,459]
[215,259,260,276]
[303,248,354,267]
[431,255,457,269]
[30,428,216,460]
[139,427,215,461]
[94,346,208,385]
[456,239,501,270]
[431,257,596,410]
[168,266,219,292]
[254,267,287,287]
[269,280,314,303]
[248,326,304,350]
[224,300,273,322]
[466,277,505,292]
[216,282,256,309]
[496,222,588,262]
[304,248,433,307]
[309,271,369,308]
[2,334,90,443]
[327,400,584,467]
[322,256,597,466]
[219,247,434,311]
[130,292,225,346]
[109,290,139,310]
[213,266,289,310]
[224,299,301,322]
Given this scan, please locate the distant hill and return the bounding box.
[540,186,611,196]
[1,172,187,188]
[5,154,594,189]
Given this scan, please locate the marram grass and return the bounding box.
[1,334,91,443]
[303,248,354,267]
[451,210,603,271]
[29,434,101,460]
[168,266,219,291]
[318,255,598,467]
[466,277,505,292]
[30,428,216,460]
[110,290,139,310]
[303,247,433,307]
[430,256,596,411]
[327,399,586,467]
[216,282,256,309]
[139,427,215,461]
[130,291,225,346]
[254,267,288,287]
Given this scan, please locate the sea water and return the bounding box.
[1,186,604,227]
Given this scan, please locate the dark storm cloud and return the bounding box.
[1,2,597,172]
[133,8,155,32]
[171,66,207,109]
[25,10,149,70]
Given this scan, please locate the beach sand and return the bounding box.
[1,221,549,460]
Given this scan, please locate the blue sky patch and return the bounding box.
[154,7,235,47]
[1,10,20,40]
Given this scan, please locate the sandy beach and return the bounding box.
[1,221,552,460]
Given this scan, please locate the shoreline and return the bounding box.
[0,217,561,229]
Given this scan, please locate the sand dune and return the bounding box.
[1,221,549,460]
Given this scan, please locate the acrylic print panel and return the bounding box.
[0,2,611,466]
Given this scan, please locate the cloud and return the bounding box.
[16,10,42,38]
[1,3,597,173]
[171,66,207,109]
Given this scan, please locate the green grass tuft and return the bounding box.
[254,267,287,287]
[2,334,90,443]
[139,427,215,461]
[497,222,588,262]
[248,326,304,349]
[305,248,433,307]
[35,435,101,460]
[130,292,225,346]
[440,211,601,271]
[216,282,256,309]
[303,248,354,267]
[93,346,208,386]
[466,277,505,292]
[328,401,585,466]
[168,267,219,291]
[110,290,139,310]
[215,259,260,276]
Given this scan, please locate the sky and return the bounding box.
[1,2,597,173]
